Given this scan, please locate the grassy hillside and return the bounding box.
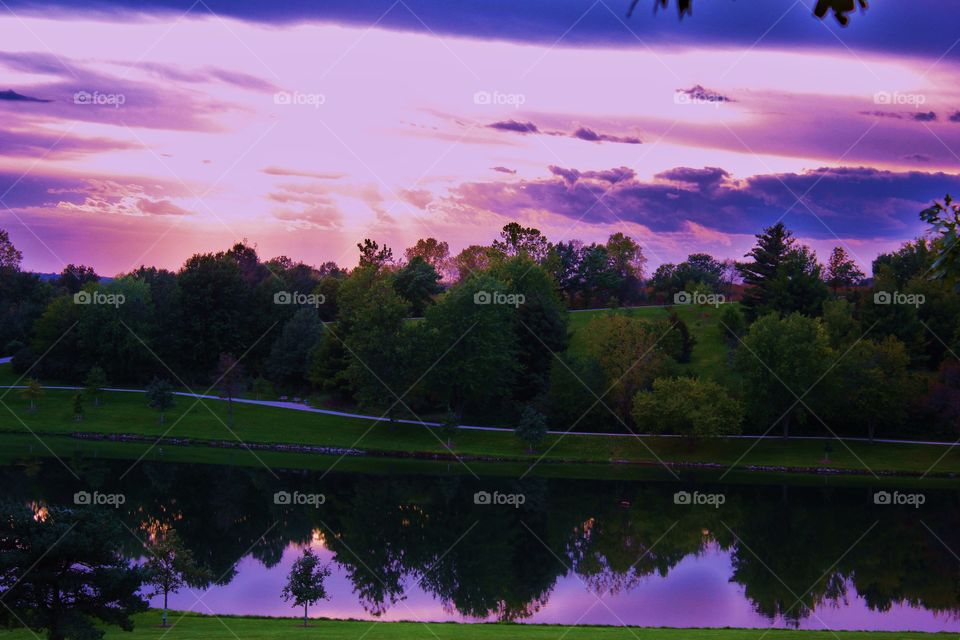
[567,304,733,382]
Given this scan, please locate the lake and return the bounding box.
[5,455,959,631]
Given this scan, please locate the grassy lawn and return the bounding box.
[567,304,733,383]
[2,382,959,477]
[2,612,952,640]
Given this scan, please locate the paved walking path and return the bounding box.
[0,381,955,447]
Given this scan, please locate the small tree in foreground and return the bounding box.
[21,378,42,412]
[71,393,84,422]
[144,529,211,628]
[515,405,548,452]
[282,548,331,628]
[84,366,108,407]
[146,378,175,424]
[632,377,743,446]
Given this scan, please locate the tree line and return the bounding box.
[1,195,959,442]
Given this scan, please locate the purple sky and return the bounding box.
[2,1,959,274]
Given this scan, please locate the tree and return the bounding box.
[357,239,394,270]
[424,274,519,420]
[146,378,175,424]
[515,405,548,452]
[405,238,451,276]
[925,360,960,434]
[215,353,245,428]
[71,392,84,422]
[0,502,148,640]
[144,529,211,628]
[606,232,647,303]
[57,264,99,295]
[739,224,828,318]
[266,308,323,391]
[0,228,22,270]
[492,222,551,263]
[21,378,42,411]
[84,366,108,407]
[919,194,960,283]
[335,268,410,415]
[544,355,609,433]
[737,223,795,319]
[833,337,910,442]
[628,0,870,26]
[453,245,498,281]
[251,375,273,400]
[733,313,832,438]
[580,314,673,424]
[489,256,569,401]
[872,239,932,288]
[578,244,622,307]
[717,303,746,347]
[281,548,331,627]
[632,377,743,444]
[825,246,865,293]
[393,256,442,316]
[821,298,859,350]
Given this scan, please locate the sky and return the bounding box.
[1,0,959,275]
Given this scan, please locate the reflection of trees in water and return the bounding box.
[4,459,960,625]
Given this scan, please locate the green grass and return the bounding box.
[567,304,732,382]
[2,382,959,478]
[2,612,952,640]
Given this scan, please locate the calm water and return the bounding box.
[5,457,960,631]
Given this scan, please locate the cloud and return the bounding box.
[53,179,194,217]
[3,0,954,59]
[487,119,642,144]
[488,120,538,133]
[262,166,345,180]
[491,166,516,175]
[0,127,137,159]
[446,164,960,241]
[571,126,641,144]
[0,89,51,102]
[400,188,433,209]
[951,111,960,123]
[912,111,937,122]
[677,84,733,104]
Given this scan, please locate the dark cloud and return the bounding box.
[912,111,937,122]
[2,0,954,59]
[0,128,137,159]
[951,111,960,123]
[904,153,931,162]
[571,126,641,144]
[0,89,51,102]
[548,166,636,186]
[677,84,732,104]
[488,120,539,133]
[487,120,641,144]
[491,166,516,175]
[448,165,960,240]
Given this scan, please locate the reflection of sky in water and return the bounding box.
[151,540,960,632]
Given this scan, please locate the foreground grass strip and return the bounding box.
[3,612,953,640]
